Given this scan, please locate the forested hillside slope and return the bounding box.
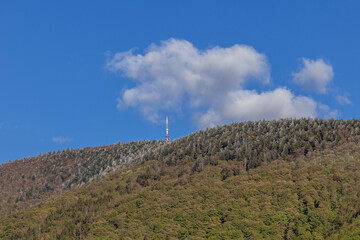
[1,118,360,239]
[0,141,165,215]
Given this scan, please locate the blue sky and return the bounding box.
[1,1,359,163]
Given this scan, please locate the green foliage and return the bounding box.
[220,167,230,180]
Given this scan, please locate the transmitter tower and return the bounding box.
[165,116,170,141]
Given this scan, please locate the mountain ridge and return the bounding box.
[1,118,360,239]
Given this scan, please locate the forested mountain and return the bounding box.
[1,118,360,239]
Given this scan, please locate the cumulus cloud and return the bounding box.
[292,58,334,94]
[107,39,270,123]
[196,88,317,128]
[107,39,332,128]
[52,137,73,144]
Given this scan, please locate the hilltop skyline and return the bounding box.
[1,1,360,163]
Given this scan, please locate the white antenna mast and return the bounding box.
[165,116,170,141]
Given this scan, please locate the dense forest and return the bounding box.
[1,118,360,239]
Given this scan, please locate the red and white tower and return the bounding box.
[165,116,170,141]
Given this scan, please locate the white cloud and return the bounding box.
[196,88,317,128]
[107,39,270,123]
[335,94,352,105]
[52,137,73,144]
[107,39,334,128]
[293,58,333,94]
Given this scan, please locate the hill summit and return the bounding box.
[1,118,360,239]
